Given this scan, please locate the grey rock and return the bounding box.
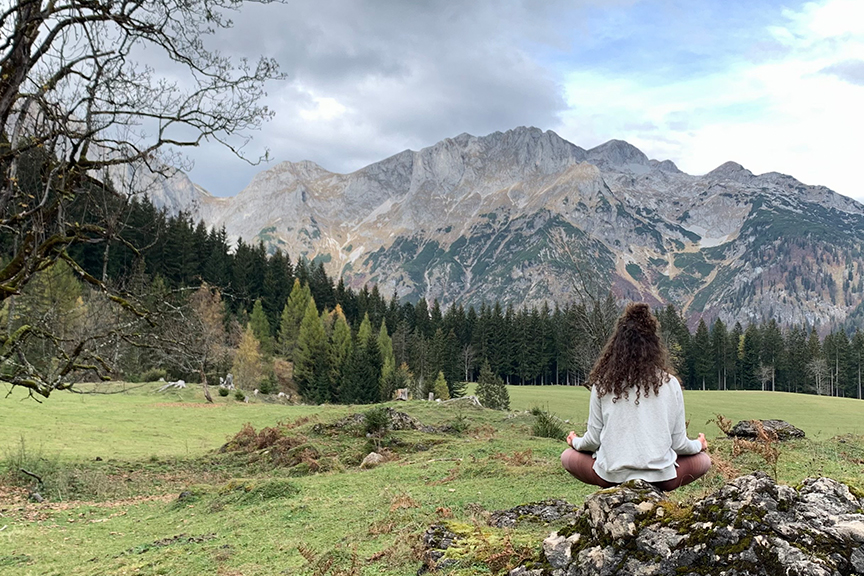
[506,472,864,576]
[420,524,459,572]
[850,546,864,573]
[490,499,579,528]
[728,419,805,440]
[509,568,544,576]
[359,452,385,469]
[543,532,581,570]
[833,519,864,543]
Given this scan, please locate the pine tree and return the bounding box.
[784,325,808,393]
[730,322,744,389]
[741,324,761,390]
[476,361,509,410]
[710,318,728,390]
[249,299,275,357]
[357,312,373,344]
[432,371,450,400]
[340,317,382,404]
[328,305,353,402]
[278,279,311,359]
[232,325,264,391]
[693,319,712,390]
[851,329,864,400]
[378,320,396,399]
[760,320,784,392]
[293,297,329,403]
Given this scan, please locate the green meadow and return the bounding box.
[1,383,862,576]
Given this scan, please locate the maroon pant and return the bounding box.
[560,448,711,491]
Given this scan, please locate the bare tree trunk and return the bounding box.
[102,242,111,283]
[200,367,213,403]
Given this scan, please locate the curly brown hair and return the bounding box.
[588,302,674,403]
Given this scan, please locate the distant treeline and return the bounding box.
[56,196,864,401]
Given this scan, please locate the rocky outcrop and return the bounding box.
[311,407,437,435]
[490,500,579,529]
[510,472,864,576]
[729,420,806,441]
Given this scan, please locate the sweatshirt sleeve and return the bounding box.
[670,377,702,455]
[572,386,602,452]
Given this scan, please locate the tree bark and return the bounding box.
[200,367,213,403]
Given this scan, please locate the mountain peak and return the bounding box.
[707,161,753,180]
[586,139,649,167]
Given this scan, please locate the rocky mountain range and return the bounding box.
[157,127,864,329]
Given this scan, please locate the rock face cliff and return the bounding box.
[162,127,864,328]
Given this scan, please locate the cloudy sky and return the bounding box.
[183,0,864,201]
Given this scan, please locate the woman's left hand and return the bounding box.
[566,431,579,447]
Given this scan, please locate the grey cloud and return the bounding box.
[819,59,864,86]
[183,0,590,195]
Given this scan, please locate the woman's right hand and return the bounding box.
[566,431,578,447]
[698,433,708,451]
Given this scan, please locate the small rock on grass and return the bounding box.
[360,452,386,469]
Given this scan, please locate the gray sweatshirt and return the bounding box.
[571,375,702,483]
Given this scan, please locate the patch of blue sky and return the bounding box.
[536,0,811,84]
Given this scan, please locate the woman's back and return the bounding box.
[579,374,701,483]
[561,302,710,490]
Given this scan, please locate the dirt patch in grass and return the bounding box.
[119,533,218,556]
[152,402,223,409]
[1,493,175,523]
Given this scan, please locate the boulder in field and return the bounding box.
[360,452,386,469]
[729,419,805,440]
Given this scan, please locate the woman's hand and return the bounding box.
[698,433,708,451]
[566,431,579,448]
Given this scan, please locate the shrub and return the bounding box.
[234,389,246,402]
[432,371,450,400]
[448,410,470,434]
[363,406,390,439]
[258,375,276,395]
[218,387,230,397]
[139,368,167,383]
[476,361,509,410]
[530,407,566,440]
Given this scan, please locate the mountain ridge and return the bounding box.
[154,126,864,329]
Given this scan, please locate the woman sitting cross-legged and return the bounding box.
[561,303,711,491]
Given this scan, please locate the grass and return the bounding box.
[497,385,864,440]
[1,382,863,576]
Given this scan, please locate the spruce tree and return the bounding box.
[710,318,728,390]
[328,305,353,402]
[693,319,712,390]
[760,319,784,392]
[476,361,509,410]
[232,325,264,391]
[741,324,761,390]
[785,325,808,393]
[249,299,275,357]
[851,329,864,399]
[278,279,311,359]
[378,320,396,399]
[294,297,329,403]
[340,318,382,404]
[432,371,449,400]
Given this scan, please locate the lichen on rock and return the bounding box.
[506,472,864,576]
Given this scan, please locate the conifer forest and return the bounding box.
[8,195,862,404]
